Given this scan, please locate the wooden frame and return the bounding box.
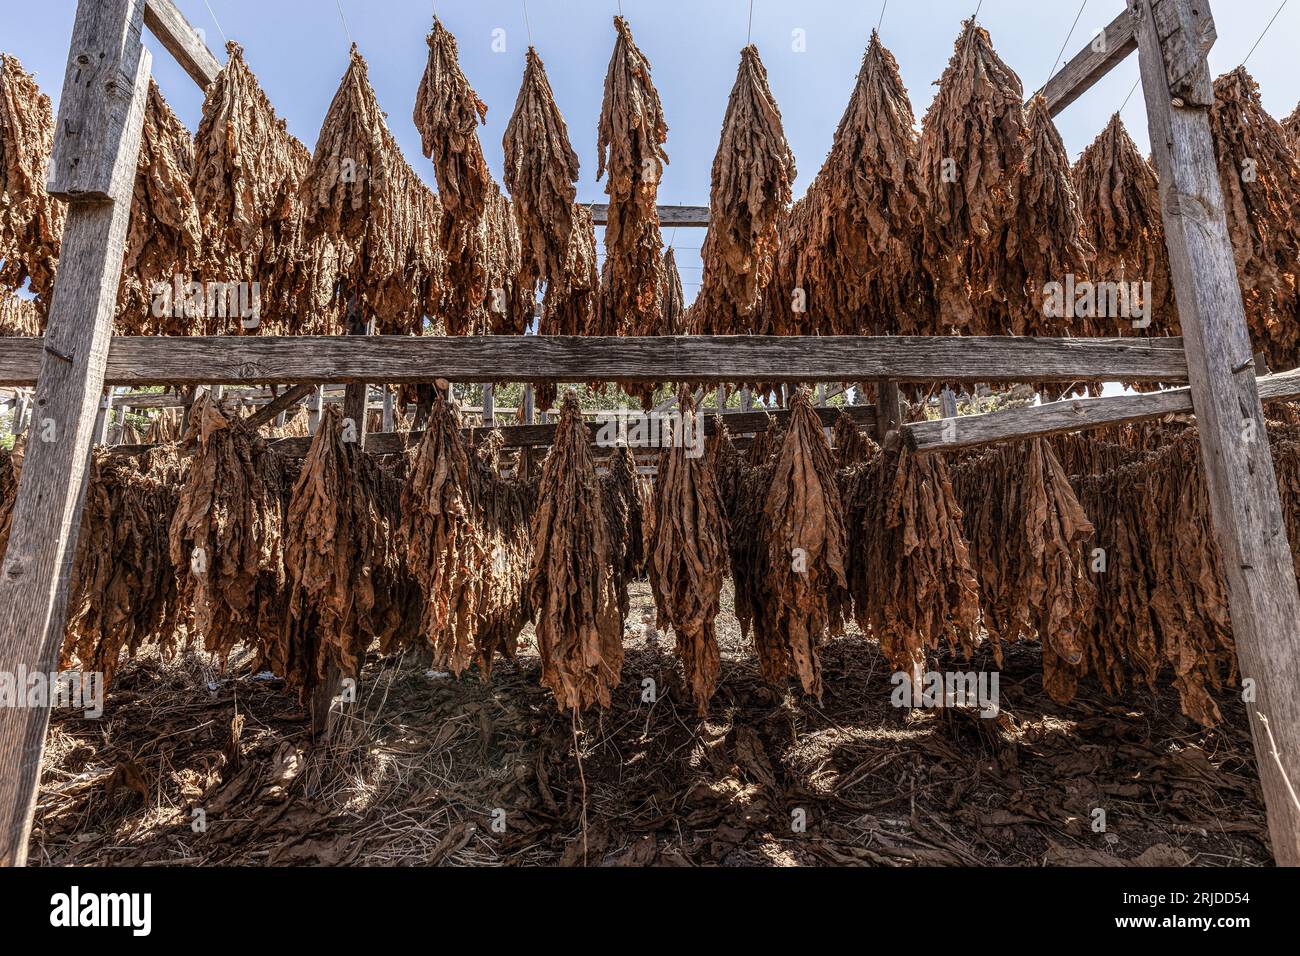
[1,0,1298,866]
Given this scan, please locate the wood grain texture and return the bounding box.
[0,335,1190,386]
[1035,7,1140,117]
[0,2,150,867]
[589,204,708,227]
[244,383,316,430]
[1135,0,1300,866]
[143,0,220,89]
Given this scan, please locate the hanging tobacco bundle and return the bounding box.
[692,46,795,336]
[0,287,39,335]
[769,33,928,336]
[0,53,64,308]
[415,20,528,334]
[527,392,624,711]
[63,448,187,684]
[0,445,15,555]
[278,405,397,700]
[117,81,203,334]
[401,395,534,677]
[602,444,645,621]
[951,439,1095,669]
[1005,97,1094,335]
[647,392,728,713]
[845,434,981,675]
[597,16,668,337]
[919,20,1027,335]
[193,43,313,335]
[1210,67,1300,372]
[305,46,445,336]
[1283,103,1300,154]
[832,410,874,469]
[659,247,687,334]
[1071,114,1177,338]
[169,395,290,668]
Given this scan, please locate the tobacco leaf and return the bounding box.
[1283,102,1300,154]
[0,287,39,335]
[0,53,64,309]
[527,393,624,711]
[832,410,874,469]
[648,391,729,713]
[692,46,795,336]
[603,444,646,623]
[597,16,667,337]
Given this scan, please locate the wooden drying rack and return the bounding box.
[1,0,1298,866]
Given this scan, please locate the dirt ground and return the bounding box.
[31,579,1270,867]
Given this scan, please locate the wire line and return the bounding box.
[1243,0,1289,66]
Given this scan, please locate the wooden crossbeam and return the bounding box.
[143,0,220,88]
[0,336,1189,387]
[590,204,708,228]
[1035,7,1141,116]
[242,383,317,430]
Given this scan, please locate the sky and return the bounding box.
[6,0,1300,303]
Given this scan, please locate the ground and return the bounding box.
[31,580,1270,867]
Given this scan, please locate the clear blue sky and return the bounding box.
[8,0,1300,301]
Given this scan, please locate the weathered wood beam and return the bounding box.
[0,336,1190,386]
[589,204,708,228]
[0,0,151,868]
[1134,0,1300,866]
[1035,7,1141,117]
[143,0,221,89]
[243,383,316,430]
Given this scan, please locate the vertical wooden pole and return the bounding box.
[382,387,395,433]
[92,390,111,445]
[0,0,150,867]
[11,391,29,438]
[874,378,902,436]
[307,386,323,435]
[482,383,495,428]
[1134,0,1300,865]
[941,386,958,420]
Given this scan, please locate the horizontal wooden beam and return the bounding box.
[243,383,316,430]
[0,335,1189,387]
[589,204,709,228]
[905,367,1300,453]
[1035,7,1140,117]
[144,0,221,89]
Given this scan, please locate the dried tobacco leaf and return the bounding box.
[1071,114,1177,338]
[1283,102,1300,154]
[768,33,927,336]
[305,46,445,335]
[597,16,667,336]
[1211,67,1300,372]
[527,392,623,711]
[658,247,687,334]
[0,53,64,308]
[832,410,874,469]
[193,43,312,334]
[118,80,203,335]
[692,46,795,336]
[919,20,1026,334]
[169,395,290,668]
[648,391,728,713]
[415,18,490,221]
[0,287,39,335]
[603,443,646,622]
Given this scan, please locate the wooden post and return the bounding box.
[482,383,495,428]
[874,378,902,436]
[941,386,958,420]
[0,0,150,867]
[741,386,753,412]
[1134,0,1300,865]
[10,391,28,438]
[382,387,395,432]
[307,385,323,435]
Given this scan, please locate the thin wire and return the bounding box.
[747,0,754,44]
[876,0,888,32]
[1242,0,1289,66]
[201,0,228,45]
[522,0,533,44]
[973,0,984,19]
[1045,0,1088,88]
[1119,76,1140,113]
[335,0,353,45]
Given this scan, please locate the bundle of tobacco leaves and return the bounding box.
[305,46,445,336]
[62,447,187,683]
[401,395,534,677]
[768,33,928,336]
[169,395,290,668]
[539,203,602,338]
[1071,114,1177,338]
[602,444,646,622]
[714,429,773,658]
[659,247,687,334]
[845,434,981,676]
[1211,67,1300,372]
[0,445,14,555]
[1283,103,1300,154]
[692,46,795,336]
[648,391,728,713]
[193,43,313,334]
[832,410,874,469]
[918,20,1027,334]
[0,287,39,335]
[118,81,203,334]
[1005,97,1094,335]
[503,48,579,297]
[597,16,668,337]
[527,392,624,711]
[279,405,398,700]
[951,439,1095,669]
[0,53,64,309]
[415,20,529,334]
